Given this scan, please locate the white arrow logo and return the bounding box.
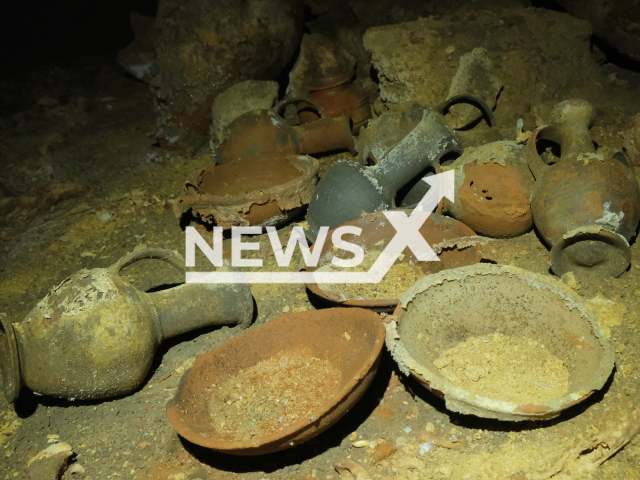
[186,171,456,284]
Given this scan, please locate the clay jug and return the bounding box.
[439,141,535,238]
[298,72,371,134]
[527,99,640,277]
[0,248,254,402]
[214,99,355,164]
[305,106,463,240]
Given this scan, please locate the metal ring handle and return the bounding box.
[112,248,186,276]
[438,94,497,128]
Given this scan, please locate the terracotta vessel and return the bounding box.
[305,106,463,240]
[387,263,614,421]
[439,141,534,238]
[303,212,482,311]
[166,308,385,455]
[526,99,640,278]
[174,155,319,229]
[0,249,253,402]
[214,99,355,164]
[298,72,371,134]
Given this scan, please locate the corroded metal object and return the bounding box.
[174,155,319,229]
[303,212,481,311]
[214,99,355,164]
[439,141,534,238]
[0,249,253,403]
[167,308,385,455]
[386,263,615,421]
[526,99,640,278]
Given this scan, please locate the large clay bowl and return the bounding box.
[386,263,615,421]
[166,308,385,455]
[303,212,482,311]
[173,155,319,229]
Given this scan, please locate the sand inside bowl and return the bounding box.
[432,334,570,404]
[316,250,425,301]
[207,349,341,442]
[199,157,302,197]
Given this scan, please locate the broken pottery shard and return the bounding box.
[446,48,501,129]
[25,442,73,480]
[210,80,279,148]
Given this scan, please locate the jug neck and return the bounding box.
[550,99,597,158]
[149,282,253,340]
[369,108,463,195]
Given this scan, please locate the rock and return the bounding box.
[24,442,73,480]
[153,0,304,152]
[117,12,157,84]
[210,80,279,147]
[363,8,601,129]
[624,113,640,166]
[557,0,640,63]
[446,48,502,128]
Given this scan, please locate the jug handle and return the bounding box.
[274,98,325,120]
[112,248,186,277]
[437,94,497,129]
[525,125,567,181]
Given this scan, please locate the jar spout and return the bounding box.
[150,282,254,340]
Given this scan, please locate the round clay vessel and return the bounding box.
[526,99,640,278]
[166,308,385,455]
[174,155,319,229]
[439,141,534,238]
[303,212,482,311]
[298,75,371,134]
[214,100,355,164]
[0,249,253,402]
[386,263,615,421]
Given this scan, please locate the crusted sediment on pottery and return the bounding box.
[561,226,630,247]
[429,235,493,254]
[175,155,319,229]
[388,263,614,421]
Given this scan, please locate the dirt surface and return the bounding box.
[1,5,640,480]
[433,334,570,404]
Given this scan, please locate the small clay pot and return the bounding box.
[0,249,254,402]
[526,99,640,278]
[303,212,482,311]
[438,141,534,238]
[174,155,319,229]
[214,99,355,164]
[166,308,385,455]
[298,73,371,134]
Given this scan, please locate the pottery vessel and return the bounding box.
[0,249,253,402]
[439,141,534,238]
[303,212,482,311]
[386,263,615,421]
[305,106,464,241]
[174,155,319,229]
[526,99,640,277]
[214,99,355,164]
[167,308,385,455]
[298,72,371,134]
[153,0,304,150]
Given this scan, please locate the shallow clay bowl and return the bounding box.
[173,155,319,229]
[166,308,385,455]
[385,263,615,421]
[302,212,482,312]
